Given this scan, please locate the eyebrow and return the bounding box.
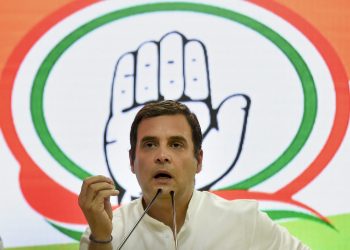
[140,136,158,143]
[168,136,187,143]
[139,135,188,143]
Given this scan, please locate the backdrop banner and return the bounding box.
[0,0,349,249]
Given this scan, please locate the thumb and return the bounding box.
[196,94,250,189]
[104,197,113,220]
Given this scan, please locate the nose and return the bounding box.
[154,147,171,164]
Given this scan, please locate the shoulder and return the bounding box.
[191,190,260,223]
[187,191,260,242]
[196,190,259,214]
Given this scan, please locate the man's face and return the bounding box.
[130,114,202,201]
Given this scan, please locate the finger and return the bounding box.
[184,40,209,99]
[93,189,119,209]
[85,182,117,205]
[160,31,185,99]
[80,175,113,198]
[79,176,115,205]
[84,175,114,185]
[104,197,113,220]
[111,52,135,113]
[88,189,119,215]
[135,41,159,103]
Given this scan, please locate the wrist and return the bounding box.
[89,234,113,244]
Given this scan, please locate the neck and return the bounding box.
[144,190,193,233]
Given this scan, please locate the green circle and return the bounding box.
[31,2,317,189]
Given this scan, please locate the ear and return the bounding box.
[196,149,203,173]
[129,149,135,174]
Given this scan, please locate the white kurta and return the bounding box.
[80,190,310,250]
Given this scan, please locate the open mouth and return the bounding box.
[154,172,172,179]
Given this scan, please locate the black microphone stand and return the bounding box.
[117,189,162,250]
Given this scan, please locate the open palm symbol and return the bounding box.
[104,31,250,202]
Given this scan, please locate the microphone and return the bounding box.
[170,191,178,250]
[117,189,162,250]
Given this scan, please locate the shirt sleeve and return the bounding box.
[79,227,91,250]
[250,208,311,250]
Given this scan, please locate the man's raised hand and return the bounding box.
[78,176,119,241]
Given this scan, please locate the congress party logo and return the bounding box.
[0,0,348,240]
[104,30,250,201]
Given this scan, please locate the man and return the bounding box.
[79,100,310,250]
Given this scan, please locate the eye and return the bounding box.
[142,141,157,148]
[171,141,183,149]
